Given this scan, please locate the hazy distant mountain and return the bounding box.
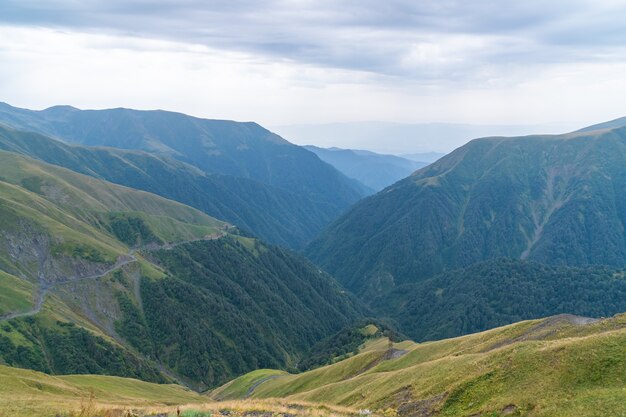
[304,146,427,191]
[307,118,626,297]
[0,103,368,248]
[273,121,577,154]
[399,152,446,163]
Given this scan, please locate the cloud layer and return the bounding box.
[0,0,625,145]
[3,0,626,80]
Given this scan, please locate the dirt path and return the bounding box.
[0,252,138,322]
[245,375,284,398]
[0,233,227,322]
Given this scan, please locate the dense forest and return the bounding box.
[135,237,362,387]
[0,318,165,382]
[372,259,626,341]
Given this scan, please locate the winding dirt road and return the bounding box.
[0,232,227,322]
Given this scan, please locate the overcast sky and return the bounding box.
[1,0,625,145]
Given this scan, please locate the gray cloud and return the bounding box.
[1,0,625,82]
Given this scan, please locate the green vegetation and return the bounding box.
[137,237,362,388]
[6,313,626,416]
[0,317,165,382]
[0,361,358,417]
[297,321,403,371]
[307,124,626,340]
[211,369,287,400]
[371,258,626,341]
[108,212,163,247]
[215,313,626,417]
[180,410,212,417]
[0,364,203,416]
[0,271,34,316]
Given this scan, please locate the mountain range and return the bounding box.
[2,102,626,415]
[304,146,428,191]
[0,103,369,249]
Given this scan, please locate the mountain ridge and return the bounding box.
[0,103,369,249]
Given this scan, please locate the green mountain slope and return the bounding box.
[304,146,426,192]
[0,151,362,389]
[0,102,368,248]
[0,123,352,249]
[307,123,626,295]
[213,314,626,416]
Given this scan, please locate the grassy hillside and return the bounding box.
[0,151,223,281]
[0,271,34,316]
[0,151,362,390]
[0,364,203,416]
[214,314,626,416]
[0,123,355,249]
[0,364,358,417]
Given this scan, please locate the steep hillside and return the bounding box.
[304,146,426,191]
[0,103,367,242]
[0,123,348,248]
[0,151,362,389]
[213,314,626,416]
[307,123,626,296]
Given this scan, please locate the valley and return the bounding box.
[3,2,625,415]
[0,107,625,416]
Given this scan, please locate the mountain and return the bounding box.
[399,151,446,163]
[0,103,368,248]
[307,122,626,297]
[0,123,357,249]
[213,315,626,416]
[0,151,362,389]
[304,146,427,191]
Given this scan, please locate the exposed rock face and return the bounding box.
[2,221,115,284]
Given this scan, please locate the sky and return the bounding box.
[1,1,625,151]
